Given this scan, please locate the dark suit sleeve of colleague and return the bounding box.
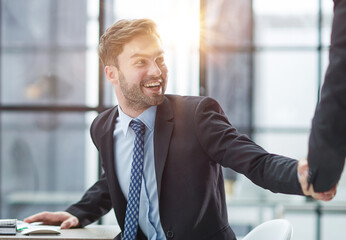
[308,0,346,192]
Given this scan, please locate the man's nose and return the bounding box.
[148,61,162,76]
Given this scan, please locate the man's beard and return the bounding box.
[118,71,166,111]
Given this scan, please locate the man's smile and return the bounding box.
[143,80,162,89]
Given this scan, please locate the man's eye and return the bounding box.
[136,59,146,65]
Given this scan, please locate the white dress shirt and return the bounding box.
[113,106,166,240]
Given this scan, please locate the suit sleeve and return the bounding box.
[308,0,346,192]
[65,112,114,227]
[65,173,112,227]
[194,97,303,195]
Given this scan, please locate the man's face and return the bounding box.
[112,34,168,115]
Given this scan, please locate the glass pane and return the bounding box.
[322,0,334,46]
[2,0,50,47]
[285,213,316,240]
[0,112,98,219]
[2,51,95,106]
[253,0,319,47]
[204,0,252,48]
[1,0,87,48]
[322,215,346,239]
[1,0,99,106]
[207,52,252,134]
[253,50,318,128]
[253,132,310,160]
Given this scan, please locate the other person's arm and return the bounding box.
[308,0,346,192]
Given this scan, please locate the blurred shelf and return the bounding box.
[6,191,83,205]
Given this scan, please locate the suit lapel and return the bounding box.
[98,107,128,228]
[99,106,118,184]
[154,97,174,199]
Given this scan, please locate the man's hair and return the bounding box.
[98,18,161,66]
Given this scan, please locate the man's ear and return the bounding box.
[104,65,119,84]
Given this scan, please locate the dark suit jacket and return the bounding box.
[308,0,346,192]
[66,95,303,240]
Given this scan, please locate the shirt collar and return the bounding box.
[118,105,157,136]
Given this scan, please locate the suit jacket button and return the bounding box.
[166,230,174,238]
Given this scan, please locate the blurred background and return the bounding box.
[0,0,345,239]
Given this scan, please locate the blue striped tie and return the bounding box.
[123,120,146,240]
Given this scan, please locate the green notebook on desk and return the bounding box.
[0,219,16,235]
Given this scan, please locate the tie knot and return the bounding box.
[129,120,145,136]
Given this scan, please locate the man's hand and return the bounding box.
[24,211,79,229]
[297,159,337,201]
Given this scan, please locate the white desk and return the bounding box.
[0,225,120,240]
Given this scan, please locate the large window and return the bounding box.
[202,0,346,239]
[1,0,345,239]
[249,1,346,240]
[0,0,100,220]
[0,0,199,221]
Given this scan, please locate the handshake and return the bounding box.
[23,159,338,231]
[297,159,337,201]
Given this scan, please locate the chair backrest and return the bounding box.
[242,219,293,240]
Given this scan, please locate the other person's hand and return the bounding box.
[297,159,337,201]
[24,211,79,229]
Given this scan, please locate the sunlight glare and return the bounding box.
[112,0,200,96]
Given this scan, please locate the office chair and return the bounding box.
[242,219,293,240]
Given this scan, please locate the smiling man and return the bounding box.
[24,19,335,240]
[104,32,167,117]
